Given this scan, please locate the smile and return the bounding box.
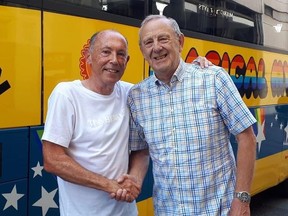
[154,54,167,60]
[106,69,118,73]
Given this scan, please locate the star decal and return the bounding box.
[284,125,288,146]
[2,185,24,211]
[31,161,44,178]
[256,120,265,152]
[33,186,58,216]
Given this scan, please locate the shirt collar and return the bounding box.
[154,59,185,86]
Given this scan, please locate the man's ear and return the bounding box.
[179,34,184,52]
[86,53,92,64]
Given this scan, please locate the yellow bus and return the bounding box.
[0,0,287,215]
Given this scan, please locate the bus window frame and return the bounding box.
[0,0,40,8]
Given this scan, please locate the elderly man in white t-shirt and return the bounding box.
[42,30,139,216]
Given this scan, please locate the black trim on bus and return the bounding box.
[40,4,44,125]
[43,0,141,28]
[0,0,41,8]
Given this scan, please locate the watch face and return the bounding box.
[241,192,250,202]
[235,192,251,203]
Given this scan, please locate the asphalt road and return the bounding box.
[250,184,288,216]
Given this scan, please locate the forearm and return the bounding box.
[43,141,120,194]
[128,149,150,187]
[235,127,257,192]
[228,127,256,215]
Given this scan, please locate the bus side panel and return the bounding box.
[0,6,41,128]
[281,150,288,183]
[0,180,28,216]
[28,126,59,216]
[279,104,288,184]
[27,129,155,216]
[0,128,29,215]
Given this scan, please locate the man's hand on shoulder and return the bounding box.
[193,56,213,68]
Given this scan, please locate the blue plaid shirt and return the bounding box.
[128,60,256,216]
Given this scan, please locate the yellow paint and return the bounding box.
[280,149,288,182]
[251,150,288,195]
[137,198,154,216]
[0,6,41,128]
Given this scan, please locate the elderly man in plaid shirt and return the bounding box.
[117,15,257,216]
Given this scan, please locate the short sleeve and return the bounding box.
[215,68,256,135]
[42,84,75,147]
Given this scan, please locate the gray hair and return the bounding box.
[139,15,183,45]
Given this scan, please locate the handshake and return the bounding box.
[110,174,141,203]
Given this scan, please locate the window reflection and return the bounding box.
[263,3,288,50]
[152,0,287,50]
[154,0,262,45]
[59,0,146,19]
[57,0,288,50]
[105,0,145,19]
[59,0,102,8]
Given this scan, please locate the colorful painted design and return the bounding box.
[79,40,91,80]
[185,47,288,101]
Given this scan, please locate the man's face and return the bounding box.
[88,31,129,86]
[139,19,183,78]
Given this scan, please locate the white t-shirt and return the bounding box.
[42,80,137,216]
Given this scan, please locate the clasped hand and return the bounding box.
[110,174,141,203]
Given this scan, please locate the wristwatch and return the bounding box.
[234,191,251,203]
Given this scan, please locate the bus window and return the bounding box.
[59,0,102,8]
[153,0,262,45]
[154,0,288,51]
[57,0,146,19]
[162,0,186,28]
[105,0,145,19]
[263,4,288,50]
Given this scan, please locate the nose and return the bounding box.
[152,40,162,52]
[110,52,118,64]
